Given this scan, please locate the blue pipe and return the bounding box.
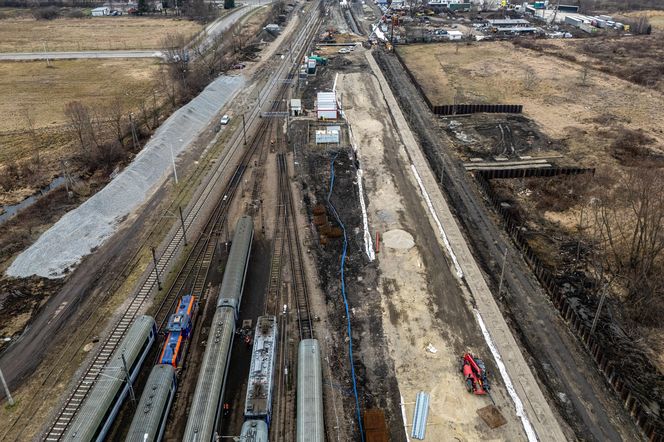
[327,152,365,441]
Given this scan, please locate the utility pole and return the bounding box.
[0,368,14,407]
[121,353,136,405]
[43,41,51,68]
[497,249,508,297]
[179,206,188,246]
[151,247,162,291]
[242,113,247,145]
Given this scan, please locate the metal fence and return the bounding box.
[393,50,523,116]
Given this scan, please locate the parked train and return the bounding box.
[62,315,157,442]
[183,215,254,442]
[124,364,177,442]
[159,294,196,367]
[125,294,196,442]
[240,420,268,442]
[297,339,324,442]
[244,315,278,425]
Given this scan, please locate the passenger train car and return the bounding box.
[62,315,156,442]
[244,316,278,424]
[183,216,254,442]
[159,295,196,367]
[297,339,324,442]
[125,364,177,442]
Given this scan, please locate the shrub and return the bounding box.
[66,9,85,18]
[32,6,60,20]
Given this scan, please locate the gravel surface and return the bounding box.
[7,75,245,278]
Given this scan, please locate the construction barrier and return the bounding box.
[393,50,523,116]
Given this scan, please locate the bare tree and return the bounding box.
[522,67,538,91]
[106,96,127,148]
[64,101,97,154]
[161,33,190,96]
[591,169,664,323]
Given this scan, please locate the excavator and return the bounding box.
[461,353,490,395]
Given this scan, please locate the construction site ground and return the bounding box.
[390,34,664,440]
[398,40,664,379]
[333,51,528,441]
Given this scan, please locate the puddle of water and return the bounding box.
[0,176,65,225]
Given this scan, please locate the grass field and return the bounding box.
[0,16,202,52]
[0,59,159,204]
[0,59,159,132]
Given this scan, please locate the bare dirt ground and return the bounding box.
[0,16,202,52]
[397,41,664,438]
[337,63,528,441]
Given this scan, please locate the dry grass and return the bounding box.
[398,42,664,171]
[0,59,159,204]
[622,10,664,32]
[0,59,159,132]
[0,16,202,52]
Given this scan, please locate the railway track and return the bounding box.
[41,3,323,440]
[42,20,318,442]
[43,129,262,442]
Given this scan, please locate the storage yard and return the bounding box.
[0,0,663,441]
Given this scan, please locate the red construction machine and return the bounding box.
[461,353,490,395]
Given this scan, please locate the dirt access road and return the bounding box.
[337,58,528,441]
[374,48,641,441]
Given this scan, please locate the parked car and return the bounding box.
[220,115,230,125]
[232,63,246,69]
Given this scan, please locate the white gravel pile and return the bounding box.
[7,75,245,278]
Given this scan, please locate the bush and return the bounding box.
[32,6,60,20]
[66,9,85,18]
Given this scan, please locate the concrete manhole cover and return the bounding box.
[382,229,414,250]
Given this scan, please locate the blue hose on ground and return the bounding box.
[327,152,365,441]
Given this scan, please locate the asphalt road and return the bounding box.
[0,50,163,60]
[0,5,260,61]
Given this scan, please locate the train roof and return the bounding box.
[62,315,156,441]
[125,364,176,442]
[244,316,278,418]
[217,216,254,311]
[183,307,236,441]
[297,339,324,442]
[240,420,268,442]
